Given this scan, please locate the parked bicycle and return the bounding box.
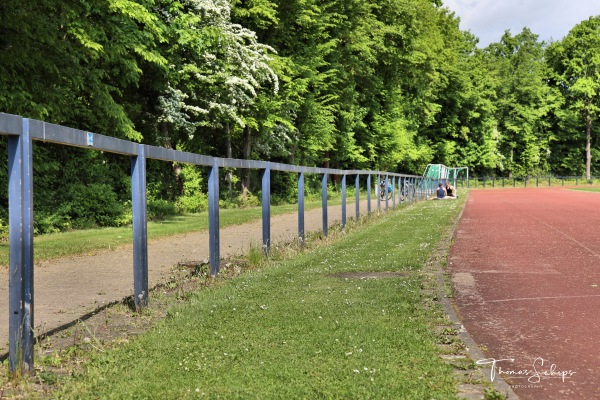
[377,178,417,202]
[399,180,415,201]
[379,179,393,201]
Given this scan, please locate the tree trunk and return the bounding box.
[586,105,592,181]
[160,122,182,196]
[160,121,172,150]
[241,127,252,196]
[225,122,233,202]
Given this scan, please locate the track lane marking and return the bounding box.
[503,200,600,261]
[479,294,600,303]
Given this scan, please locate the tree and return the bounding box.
[0,0,166,139]
[547,16,600,180]
[487,29,560,177]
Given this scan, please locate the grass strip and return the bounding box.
[569,187,600,193]
[56,197,465,399]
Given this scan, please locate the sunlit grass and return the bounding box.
[465,177,600,189]
[569,187,600,193]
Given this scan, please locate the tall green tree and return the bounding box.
[0,0,166,139]
[547,16,600,179]
[487,29,560,177]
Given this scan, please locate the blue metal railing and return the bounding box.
[0,112,432,374]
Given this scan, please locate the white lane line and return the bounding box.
[483,294,600,303]
[505,200,600,261]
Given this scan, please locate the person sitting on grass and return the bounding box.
[428,183,447,200]
[445,181,457,198]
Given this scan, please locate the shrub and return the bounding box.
[236,191,261,208]
[175,164,208,213]
[0,219,7,241]
[33,212,72,234]
[176,195,208,213]
[59,183,125,227]
[147,198,178,219]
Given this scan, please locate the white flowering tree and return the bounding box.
[154,0,278,151]
[145,0,281,198]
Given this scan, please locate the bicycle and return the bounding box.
[399,180,415,201]
[379,180,393,201]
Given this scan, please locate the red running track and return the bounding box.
[449,188,600,400]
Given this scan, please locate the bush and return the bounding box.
[59,183,125,227]
[176,196,208,213]
[147,198,178,219]
[0,219,7,241]
[34,212,72,234]
[236,191,261,208]
[175,164,209,213]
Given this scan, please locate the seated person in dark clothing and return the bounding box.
[428,183,447,200]
[445,181,457,198]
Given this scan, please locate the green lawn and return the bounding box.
[569,187,600,193]
[55,197,465,399]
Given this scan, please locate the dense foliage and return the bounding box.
[0,0,599,231]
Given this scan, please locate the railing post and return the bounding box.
[298,172,305,246]
[385,174,390,210]
[208,159,220,275]
[429,178,433,198]
[367,174,372,214]
[392,176,396,210]
[321,172,328,237]
[262,163,271,254]
[8,117,34,375]
[131,144,148,310]
[399,177,404,205]
[377,173,381,212]
[355,174,360,220]
[400,177,404,205]
[341,174,347,228]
